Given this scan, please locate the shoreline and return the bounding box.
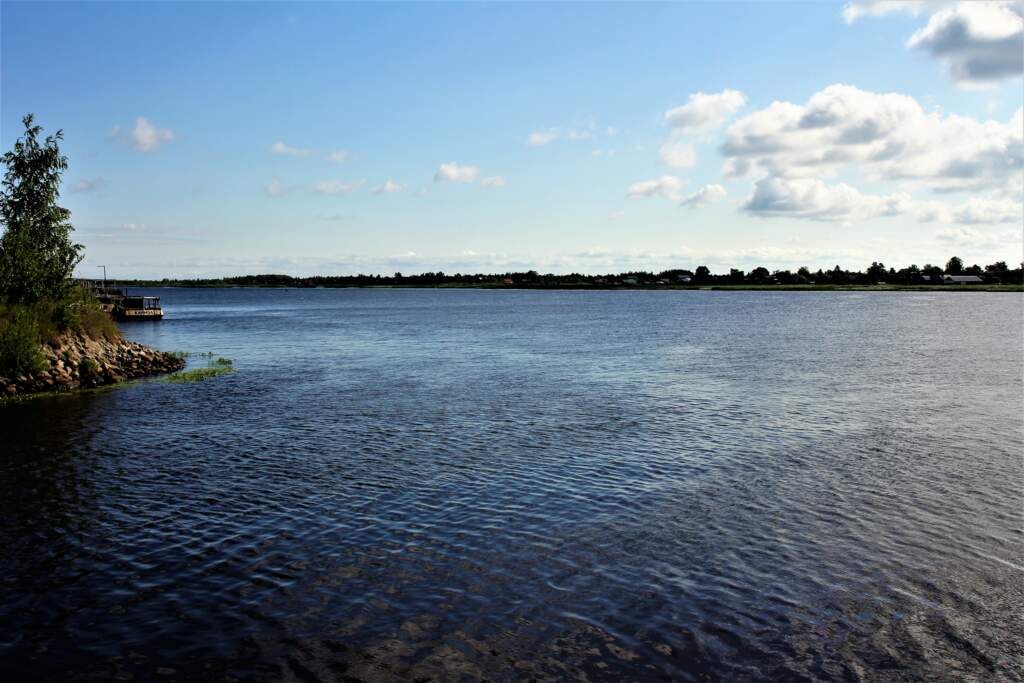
[0,331,185,400]
[112,283,1023,292]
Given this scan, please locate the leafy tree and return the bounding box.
[945,256,963,274]
[0,114,82,304]
[748,266,771,283]
[694,265,711,283]
[866,261,887,282]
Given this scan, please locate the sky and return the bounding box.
[1,0,1022,278]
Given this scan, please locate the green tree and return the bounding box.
[945,256,963,274]
[0,114,82,304]
[866,261,887,282]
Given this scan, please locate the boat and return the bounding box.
[113,295,164,321]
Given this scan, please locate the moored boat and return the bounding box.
[113,295,164,321]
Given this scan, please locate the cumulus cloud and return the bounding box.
[742,177,913,221]
[372,179,406,194]
[721,84,1023,196]
[658,140,697,168]
[434,162,479,183]
[71,178,103,193]
[313,180,363,196]
[481,176,506,187]
[680,184,727,208]
[907,2,1024,87]
[131,117,175,152]
[327,150,349,163]
[271,140,315,157]
[664,89,747,132]
[627,175,684,200]
[844,1,1024,86]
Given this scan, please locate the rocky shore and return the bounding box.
[0,332,185,399]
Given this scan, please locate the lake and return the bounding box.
[1,288,1021,681]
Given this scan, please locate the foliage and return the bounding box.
[78,357,99,381]
[0,114,83,304]
[0,307,46,376]
[75,257,1024,289]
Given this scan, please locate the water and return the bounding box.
[1,288,1021,681]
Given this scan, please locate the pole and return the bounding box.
[97,265,106,293]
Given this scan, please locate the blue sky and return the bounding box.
[2,1,1022,278]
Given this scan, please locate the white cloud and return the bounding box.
[657,140,697,169]
[527,130,558,146]
[264,179,289,197]
[481,176,506,187]
[313,180,363,196]
[434,162,479,183]
[742,177,913,221]
[907,2,1024,87]
[327,150,349,163]
[271,140,315,157]
[131,117,175,152]
[372,179,406,194]
[935,225,1023,251]
[121,223,145,231]
[526,127,592,146]
[680,184,728,208]
[918,196,1022,223]
[664,89,747,132]
[627,175,684,200]
[843,2,1024,86]
[71,178,103,193]
[842,1,939,23]
[721,84,1023,195]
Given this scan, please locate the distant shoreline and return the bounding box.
[96,282,1023,293]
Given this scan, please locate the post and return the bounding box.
[97,265,106,293]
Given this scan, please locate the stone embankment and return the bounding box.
[0,333,185,398]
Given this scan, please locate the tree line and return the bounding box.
[118,256,1022,289]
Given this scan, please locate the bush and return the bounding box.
[0,307,46,376]
[78,357,99,382]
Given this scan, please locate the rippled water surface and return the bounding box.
[2,289,1022,681]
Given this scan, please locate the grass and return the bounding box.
[163,367,232,383]
[163,356,234,383]
[0,287,121,377]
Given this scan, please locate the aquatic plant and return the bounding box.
[163,355,234,383]
[163,367,232,383]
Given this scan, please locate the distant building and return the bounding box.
[623,277,638,285]
[678,275,692,283]
[502,277,514,285]
[943,275,984,284]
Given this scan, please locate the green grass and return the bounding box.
[163,355,234,383]
[163,367,233,383]
[0,288,121,377]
